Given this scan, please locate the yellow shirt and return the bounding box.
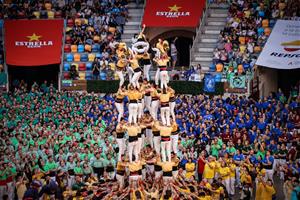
[143,53,150,59]
[126,90,140,100]
[129,58,139,69]
[229,163,236,178]
[152,122,159,132]
[203,162,215,179]
[172,122,178,132]
[116,59,127,69]
[116,161,126,172]
[124,125,139,136]
[156,125,172,137]
[151,89,159,99]
[219,167,230,180]
[241,174,252,185]
[116,123,125,133]
[155,58,169,66]
[256,183,276,200]
[160,92,171,103]
[214,161,220,174]
[157,161,174,172]
[116,90,125,99]
[185,162,195,179]
[128,161,142,172]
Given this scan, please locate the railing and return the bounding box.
[189,0,210,64]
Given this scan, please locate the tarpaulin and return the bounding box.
[4,19,64,66]
[142,0,206,27]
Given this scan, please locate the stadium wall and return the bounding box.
[85,80,224,95]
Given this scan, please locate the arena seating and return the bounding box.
[209,0,292,83]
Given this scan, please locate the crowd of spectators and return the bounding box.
[62,0,129,80]
[0,81,299,199]
[210,0,300,84]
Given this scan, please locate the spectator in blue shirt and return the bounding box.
[262,151,275,182]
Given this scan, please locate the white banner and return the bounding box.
[256,20,300,69]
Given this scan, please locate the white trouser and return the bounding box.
[265,169,274,182]
[229,177,235,195]
[7,181,14,200]
[172,170,178,179]
[153,136,161,154]
[128,141,138,162]
[151,100,159,120]
[116,138,125,161]
[171,134,178,154]
[0,185,6,200]
[163,176,173,183]
[127,67,134,82]
[116,174,124,189]
[155,171,162,180]
[207,178,213,184]
[68,175,75,189]
[129,175,140,182]
[137,137,142,155]
[273,159,279,171]
[222,179,230,195]
[137,102,143,119]
[116,70,124,87]
[131,71,141,88]
[161,140,171,162]
[236,167,241,186]
[169,101,176,121]
[160,106,170,126]
[144,95,151,111]
[128,103,138,124]
[115,102,124,122]
[155,68,160,85]
[141,133,145,150]
[160,70,169,89]
[142,168,146,180]
[146,128,153,147]
[143,64,151,81]
[147,165,154,174]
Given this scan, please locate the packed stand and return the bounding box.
[0,79,299,199]
[211,0,299,81]
[63,0,128,81]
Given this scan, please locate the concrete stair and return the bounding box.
[190,3,228,73]
[121,1,144,46]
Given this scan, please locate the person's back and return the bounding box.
[23,186,39,200]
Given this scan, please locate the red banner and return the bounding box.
[4,19,64,66]
[142,0,206,27]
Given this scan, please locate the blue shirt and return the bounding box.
[262,156,274,165]
[248,131,257,144]
[233,154,245,162]
[257,122,266,131]
[250,155,258,164]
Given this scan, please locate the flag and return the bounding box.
[230,75,246,88]
[204,74,215,93]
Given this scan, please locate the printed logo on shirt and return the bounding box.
[156,4,190,18]
[15,33,54,48]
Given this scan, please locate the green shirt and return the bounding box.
[92,158,103,168]
[226,147,236,155]
[211,144,221,158]
[44,161,58,172]
[74,166,83,174]
[256,150,266,160]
